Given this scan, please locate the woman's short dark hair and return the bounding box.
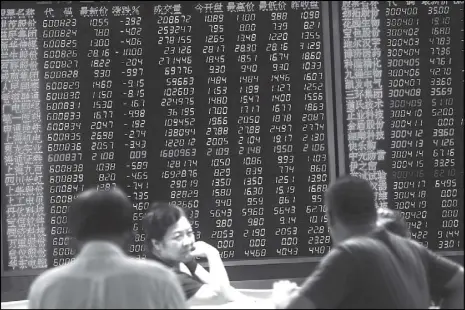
[324,175,377,226]
[68,187,133,241]
[377,208,410,238]
[142,202,186,243]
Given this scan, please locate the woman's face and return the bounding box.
[155,216,196,263]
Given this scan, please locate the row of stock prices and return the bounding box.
[339,1,463,252]
[1,1,336,272]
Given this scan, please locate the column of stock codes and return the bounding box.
[1,1,337,273]
[336,1,463,254]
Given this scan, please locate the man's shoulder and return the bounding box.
[35,262,73,281]
[379,230,427,255]
[338,234,382,253]
[29,263,74,295]
[334,233,386,261]
[339,229,427,263]
[341,229,405,249]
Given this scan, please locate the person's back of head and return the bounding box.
[325,175,377,225]
[68,187,133,243]
[377,207,411,238]
[324,175,377,243]
[321,177,432,309]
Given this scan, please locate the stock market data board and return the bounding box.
[1,1,336,273]
[1,1,463,275]
[336,1,463,253]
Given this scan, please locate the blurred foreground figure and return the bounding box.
[275,176,464,309]
[143,202,258,307]
[376,207,462,308]
[28,187,186,309]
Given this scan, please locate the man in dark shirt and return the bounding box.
[275,175,464,309]
[376,207,462,308]
[142,202,253,306]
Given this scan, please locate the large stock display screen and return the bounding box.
[1,1,336,273]
[1,1,463,275]
[338,1,463,252]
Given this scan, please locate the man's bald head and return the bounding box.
[68,187,133,242]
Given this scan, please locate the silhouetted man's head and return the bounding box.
[68,187,133,243]
[324,175,377,244]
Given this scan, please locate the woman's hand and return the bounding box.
[190,241,218,258]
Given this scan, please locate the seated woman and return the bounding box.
[142,202,261,307]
